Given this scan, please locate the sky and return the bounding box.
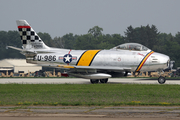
[0,0,180,38]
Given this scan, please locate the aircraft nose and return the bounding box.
[150,52,170,69]
[161,55,170,68]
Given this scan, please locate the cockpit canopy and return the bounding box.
[111,43,150,51]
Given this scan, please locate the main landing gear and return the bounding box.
[158,76,166,84]
[90,78,108,84]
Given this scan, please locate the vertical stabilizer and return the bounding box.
[16,20,49,50]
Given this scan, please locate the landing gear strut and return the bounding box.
[158,76,166,84]
[90,78,108,84]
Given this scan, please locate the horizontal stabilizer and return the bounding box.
[7,46,36,56]
[7,46,23,51]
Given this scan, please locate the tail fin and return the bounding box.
[16,20,49,50]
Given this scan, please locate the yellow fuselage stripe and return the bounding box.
[77,50,100,66]
[136,51,154,72]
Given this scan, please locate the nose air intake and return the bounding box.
[168,60,175,70]
[163,56,170,69]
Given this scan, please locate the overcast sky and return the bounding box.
[0,0,180,38]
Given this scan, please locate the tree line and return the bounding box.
[1,25,180,68]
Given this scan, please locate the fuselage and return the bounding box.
[30,47,170,72]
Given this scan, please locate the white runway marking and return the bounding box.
[0,78,180,84]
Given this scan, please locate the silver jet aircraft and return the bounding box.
[8,20,170,84]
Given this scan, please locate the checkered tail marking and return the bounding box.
[18,26,42,45]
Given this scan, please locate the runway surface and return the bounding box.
[0,77,180,84]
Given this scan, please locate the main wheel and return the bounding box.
[90,79,99,84]
[100,78,108,83]
[158,76,166,84]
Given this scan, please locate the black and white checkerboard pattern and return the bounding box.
[18,27,42,45]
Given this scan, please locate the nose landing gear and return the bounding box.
[157,70,167,84]
[158,76,166,84]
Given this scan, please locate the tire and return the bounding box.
[158,76,166,84]
[100,78,108,83]
[90,79,99,84]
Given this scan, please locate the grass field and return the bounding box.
[0,83,180,106]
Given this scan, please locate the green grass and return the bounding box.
[0,84,180,106]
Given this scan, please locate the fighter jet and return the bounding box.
[8,20,170,84]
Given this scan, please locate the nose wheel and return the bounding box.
[158,76,166,84]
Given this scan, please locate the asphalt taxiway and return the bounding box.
[0,106,180,120]
[0,78,180,84]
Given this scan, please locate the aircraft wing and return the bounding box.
[75,66,131,71]
[57,65,131,72]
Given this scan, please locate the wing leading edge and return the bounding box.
[57,65,131,72]
[74,66,131,71]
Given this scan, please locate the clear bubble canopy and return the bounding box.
[111,43,150,51]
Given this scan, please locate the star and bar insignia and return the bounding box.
[59,54,77,64]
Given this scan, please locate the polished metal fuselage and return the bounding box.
[30,47,169,72]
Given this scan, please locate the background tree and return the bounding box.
[74,34,96,50]
[0,31,24,59]
[124,25,159,49]
[61,33,77,49]
[52,37,65,48]
[88,26,103,38]
[37,32,52,46]
[174,32,180,45]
